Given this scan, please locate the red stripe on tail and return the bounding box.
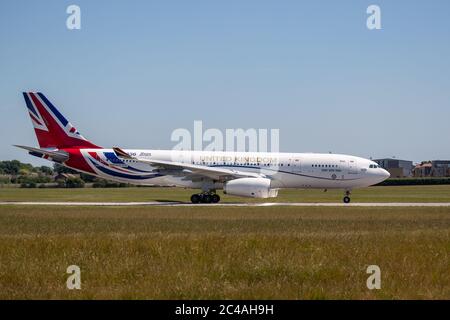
[24,92,101,149]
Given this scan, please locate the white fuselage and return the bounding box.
[76,149,390,191]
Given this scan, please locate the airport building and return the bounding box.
[413,160,450,177]
[373,158,413,178]
[0,174,12,184]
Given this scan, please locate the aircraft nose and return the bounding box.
[381,169,390,179]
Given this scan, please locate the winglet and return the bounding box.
[113,147,132,159]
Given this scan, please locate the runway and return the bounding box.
[1,201,450,207]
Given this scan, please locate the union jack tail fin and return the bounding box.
[22,92,100,149]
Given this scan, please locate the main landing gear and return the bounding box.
[190,192,221,204]
[343,190,351,203]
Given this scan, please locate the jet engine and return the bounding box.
[223,178,278,198]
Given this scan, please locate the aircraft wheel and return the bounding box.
[343,196,351,204]
[191,194,201,204]
[211,194,220,203]
[202,194,212,203]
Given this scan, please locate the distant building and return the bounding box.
[373,158,413,178]
[0,174,12,183]
[413,160,450,177]
[54,173,80,181]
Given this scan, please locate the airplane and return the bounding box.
[16,92,390,204]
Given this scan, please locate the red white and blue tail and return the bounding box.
[22,92,100,149]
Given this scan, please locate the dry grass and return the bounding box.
[0,205,449,299]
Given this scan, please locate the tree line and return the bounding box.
[0,160,128,188]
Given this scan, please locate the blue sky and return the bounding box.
[1,0,449,166]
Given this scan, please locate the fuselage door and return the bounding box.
[348,159,359,175]
[289,157,302,173]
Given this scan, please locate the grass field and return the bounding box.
[0,186,449,299]
[2,184,450,203]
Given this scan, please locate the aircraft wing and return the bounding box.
[113,147,263,182]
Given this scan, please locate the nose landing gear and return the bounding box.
[190,192,221,204]
[343,190,351,203]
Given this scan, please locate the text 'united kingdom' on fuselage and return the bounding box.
[16,92,390,204]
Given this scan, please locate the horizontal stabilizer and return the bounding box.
[14,145,69,163]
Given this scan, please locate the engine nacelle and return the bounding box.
[223,178,278,198]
